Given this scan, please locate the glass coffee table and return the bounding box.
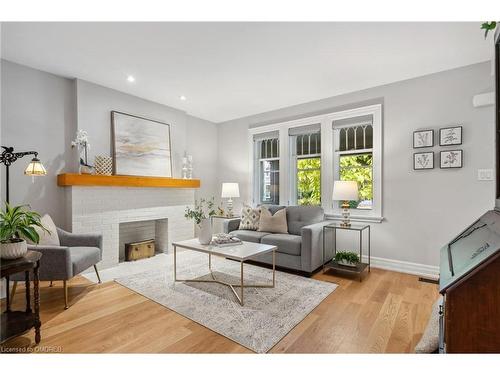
[172,239,277,305]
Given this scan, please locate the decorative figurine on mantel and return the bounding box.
[182,152,193,179]
[71,129,93,174]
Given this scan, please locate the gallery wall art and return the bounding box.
[414,152,434,170]
[413,129,434,148]
[440,150,463,169]
[111,111,173,177]
[439,126,462,146]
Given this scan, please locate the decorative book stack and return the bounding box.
[211,234,242,247]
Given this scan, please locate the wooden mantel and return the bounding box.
[57,173,200,189]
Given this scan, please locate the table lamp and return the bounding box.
[221,182,240,217]
[332,180,359,227]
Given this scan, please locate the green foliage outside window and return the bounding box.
[297,157,321,206]
[339,153,373,209]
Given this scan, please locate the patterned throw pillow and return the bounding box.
[239,205,261,231]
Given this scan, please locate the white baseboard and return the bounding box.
[362,255,439,279]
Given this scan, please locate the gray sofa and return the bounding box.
[223,205,332,275]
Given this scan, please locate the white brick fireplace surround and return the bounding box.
[65,186,195,269]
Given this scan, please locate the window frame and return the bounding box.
[248,104,383,222]
[253,138,280,205]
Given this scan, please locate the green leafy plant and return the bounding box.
[0,203,47,244]
[481,22,497,39]
[184,197,222,225]
[335,251,360,264]
[339,153,373,209]
[297,158,321,206]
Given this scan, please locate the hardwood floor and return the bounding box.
[1,267,439,353]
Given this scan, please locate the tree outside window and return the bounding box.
[297,157,321,206]
[339,153,373,209]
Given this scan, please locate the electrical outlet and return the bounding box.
[477,169,494,181]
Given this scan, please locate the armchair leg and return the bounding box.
[50,280,53,287]
[94,265,102,284]
[9,281,18,308]
[63,280,69,310]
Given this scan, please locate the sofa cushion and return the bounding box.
[239,205,261,231]
[286,205,325,235]
[260,204,286,215]
[70,246,101,275]
[258,207,288,234]
[230,230,272,243]
[261,233,302,256]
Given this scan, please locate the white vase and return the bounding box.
[197,218,212,245]
[0,239,28,259]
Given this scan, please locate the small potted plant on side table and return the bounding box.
[185,198,222,245]
[0,203,47,259]
[335,251,360,268]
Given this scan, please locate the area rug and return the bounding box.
[114,250,337,353]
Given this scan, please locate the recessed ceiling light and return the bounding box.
[180,95,187,101]
[127,75,135,83]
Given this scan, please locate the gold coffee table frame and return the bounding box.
[173,242,276,306]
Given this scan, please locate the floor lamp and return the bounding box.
[0,146,47,204]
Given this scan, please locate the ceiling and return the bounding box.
[1,22,492,123]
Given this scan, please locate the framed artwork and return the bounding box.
[413,130,434,148]
[111,111,173,177]
[414,152,434,170]
[440,150,463,169]
[440,126,462,146]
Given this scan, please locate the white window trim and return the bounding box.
[248,104,383,222]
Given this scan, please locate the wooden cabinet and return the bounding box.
[439,210,500,353]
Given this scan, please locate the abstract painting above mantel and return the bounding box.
[112,111,173,177]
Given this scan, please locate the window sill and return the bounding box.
[325,213,384,224]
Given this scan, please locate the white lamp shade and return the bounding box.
[332,181,359,201]
[24,158,47,176]
[221,183,240,198]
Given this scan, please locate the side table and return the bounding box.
[1,250,42,345]
[322,223,370,281]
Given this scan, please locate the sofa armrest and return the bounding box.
[300,221,334,273]
[223,218,241,233]
[57,228,102,253]
[12,245,73,281]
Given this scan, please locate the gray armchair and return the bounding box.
[11,228,103,309]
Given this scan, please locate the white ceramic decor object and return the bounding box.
[198,218,212,245]
[0,239,28,259]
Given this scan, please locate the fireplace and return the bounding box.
[119,219,168,262]
[64,185,195,269]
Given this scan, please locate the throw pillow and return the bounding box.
[27,214,60,246]
[239,205,261,231]
[258,207,288,234]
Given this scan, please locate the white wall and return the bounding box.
[217,62,495,271]
[186,115,219,201]
[1,60,77,226]
[74,80,218,200]
[1,62,218,228]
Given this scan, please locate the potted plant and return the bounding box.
[185,198,222,245]
[0,203,47,259]
[335,251,360,268]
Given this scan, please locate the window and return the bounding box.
[249,104,382,221]
[256,137,279,205]
[291,129,321,206]
[336,122,373,210]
